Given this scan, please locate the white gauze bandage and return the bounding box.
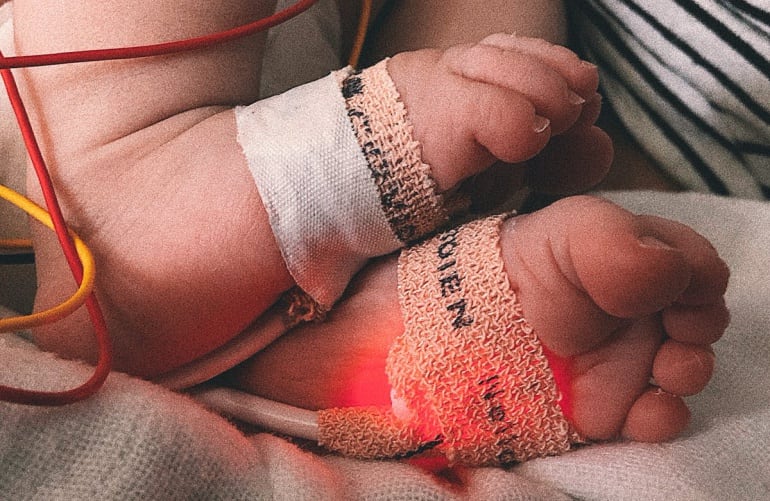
[236,62,452,311]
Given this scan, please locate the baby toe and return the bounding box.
[635,215,730,307]
[478,33,600,98]
[563,198,695,319]
[442,40,588,134]
[653,339,715,397]
[621,387,691,443]
[663,298,730,346]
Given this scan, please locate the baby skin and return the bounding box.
[16,1,609,374]
[229,195,729,443]
[14,1,729,449]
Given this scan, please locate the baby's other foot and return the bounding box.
[501,196,729,441]
[229,195,729,446]
[387,34,612,195]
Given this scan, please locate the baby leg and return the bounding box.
[15,1,608,376]
[14,0,289,374]
[227,195,729,463]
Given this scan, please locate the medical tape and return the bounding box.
[318,215,580,466]
[317,406,430,460]
[338,59,450,242]
[236,63,451,311]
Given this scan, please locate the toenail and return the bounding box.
[580,60,598,71]
[533,116,551,133]
[569,91,586,106]
[692,348,716,371]
[638,235,674,250]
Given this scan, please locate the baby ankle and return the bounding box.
[318,214,582,466]
[236,61,468,313]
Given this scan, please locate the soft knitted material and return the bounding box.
[390,215,578,465]
[317,215,578,466]
[2,191,768,500]
[235,70,400,310]
[338,59,449,243]
[571,0,770,199]
[317,406,430,460]
[236,61,453,311]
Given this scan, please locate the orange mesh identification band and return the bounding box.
[317,406,436,460]
[337,60,451,243]
[318,215,579,466]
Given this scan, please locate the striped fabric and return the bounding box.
[570,0,770,198]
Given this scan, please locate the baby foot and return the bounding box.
[387,33,612,195]
[227,195,729,448]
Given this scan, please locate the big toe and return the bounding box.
[501,195,729,356]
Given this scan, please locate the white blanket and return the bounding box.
[2,191,769,500]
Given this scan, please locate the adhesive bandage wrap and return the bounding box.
[338,60,451,243]
[236,61,451,311]
[318,215,580,466]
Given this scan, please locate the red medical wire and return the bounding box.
[0,0,318,69]
[0,59,111,406]
[0,0,320,406]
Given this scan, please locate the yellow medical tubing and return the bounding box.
[0,183,95,332]
[347,0,372,68]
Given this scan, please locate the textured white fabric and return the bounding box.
[572,0,770,198]
[236,72,402,309]
[1,192,769,499]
